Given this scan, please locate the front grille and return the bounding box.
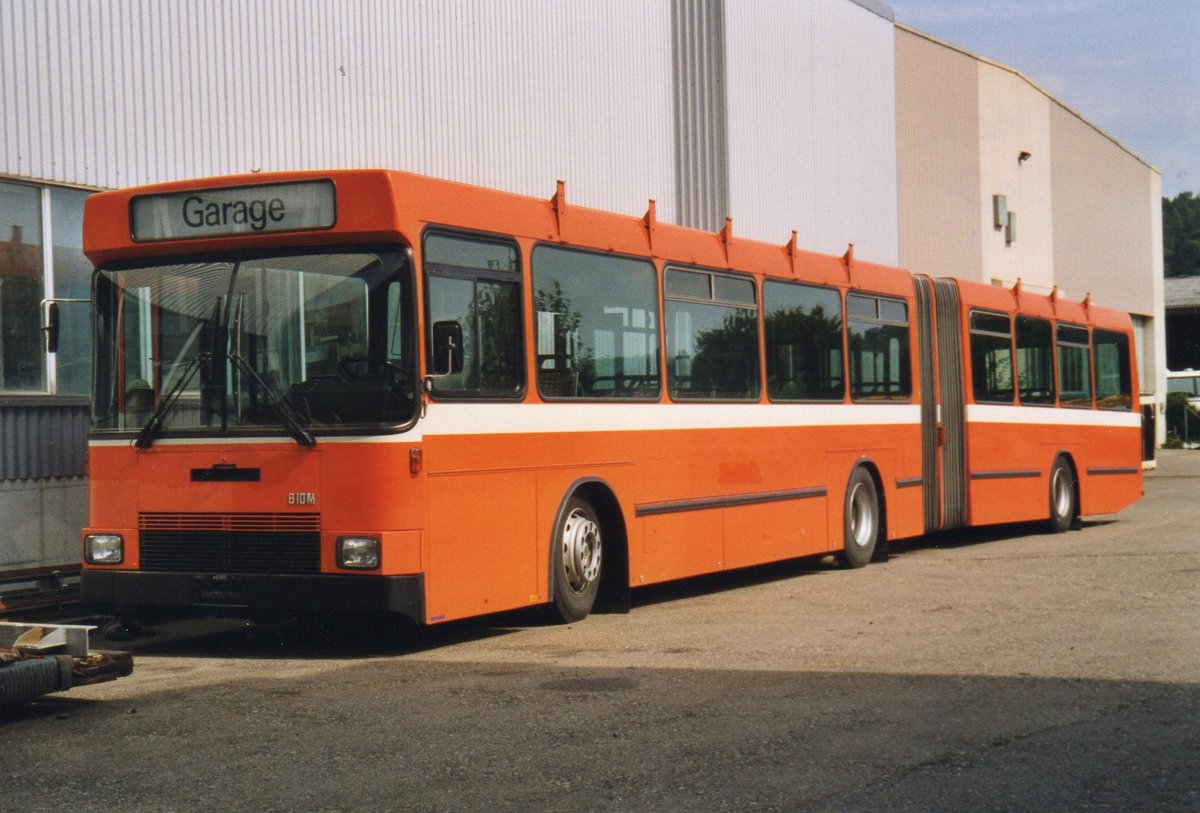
[138,514,321,575]
[140,513,320,532]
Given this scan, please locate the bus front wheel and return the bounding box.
[1048,457,1077,533]
[551,496,603,622]
[840,467,880,569]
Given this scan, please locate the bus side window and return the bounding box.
[847,293,911,402]
[531,246,660,399]
[664,268,759,401]
[1057,323,1093,407]
[423,233,523,397]
[1016,315,1055,405]
[763,280,844,401]
[1093,328,1133,410]
[968,310,1014,403]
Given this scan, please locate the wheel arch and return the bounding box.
[547,477,631,614]
[849,457,889,560]
[1051,449,1081,523]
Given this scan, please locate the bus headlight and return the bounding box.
[337,537,380,570]
[85,534,124,565]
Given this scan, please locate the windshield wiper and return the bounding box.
[226,352,316,448]
[134,354,206,449]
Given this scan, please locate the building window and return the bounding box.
[0,180,94,396]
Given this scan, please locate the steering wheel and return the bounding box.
[337,356,406,382]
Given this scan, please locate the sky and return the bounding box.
[894,0,1200,199]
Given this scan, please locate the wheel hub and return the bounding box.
[561,508,602,593]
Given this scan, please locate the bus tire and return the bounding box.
[551,495,603,622]
[1048,456,1077,533]
[839,467,880,569]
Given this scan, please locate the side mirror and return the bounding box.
[430,320,464,376]
[44,302,61,354]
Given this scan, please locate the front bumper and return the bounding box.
[82,570,424,624]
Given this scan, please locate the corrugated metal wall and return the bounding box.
[1,0,679,222]
[723,0,899,264]
[0,401,89,480]
[670,0,729,233]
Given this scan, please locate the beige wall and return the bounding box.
[1050,104,1159,317]
[895,27,981,280]
[977,67,1055,291]
[896,25,1165,440]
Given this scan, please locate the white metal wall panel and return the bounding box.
[1,0,678,222]
[723,0,899,264]
[670,0,730,233]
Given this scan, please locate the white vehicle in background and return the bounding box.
[1166,371,1200,447]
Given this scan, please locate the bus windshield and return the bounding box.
[92,250,416,440]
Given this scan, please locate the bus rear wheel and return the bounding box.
[551,496,603,622]
[839,467,880,569]
[1048,457,1077,533]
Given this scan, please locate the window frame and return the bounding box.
[421,227,526,401]
[662,264,761,403]
[1055,321,1094,409]
[967,309,1015,405]
[762,278,846,403]
[530,242,662,402]
[846,291,912,403]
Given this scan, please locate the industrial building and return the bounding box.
[0,0,1164,581]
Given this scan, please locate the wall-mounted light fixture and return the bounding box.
[993,194,1008,229]
[1005,210,1017,245]
[1018,150,1032,164]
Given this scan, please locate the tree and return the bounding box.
[1164,191,1200,277]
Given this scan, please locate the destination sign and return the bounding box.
[131,180,336,241]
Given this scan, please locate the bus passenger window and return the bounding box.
[664,268,759,401]
[1015,316,1055,404]
[1093,329,1132,409]
[969,311,1014,403]
[763,280,843,400]
[1057,323,1093,407]
[532,246,659,399]
[423,234,522,397]
[848,293,910,401]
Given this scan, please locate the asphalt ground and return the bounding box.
[3,451,1199,811]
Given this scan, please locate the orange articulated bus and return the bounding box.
[76,169,1143,625]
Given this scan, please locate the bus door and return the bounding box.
[913,276,968,532]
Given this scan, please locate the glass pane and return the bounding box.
[0,181,46,391]
[846,294,876,320]
[970,331,1014,403]
[532,246,659,399]
[666,300,759,400]
[94,252,415,433]
[970,311,1010,335]
[849,319,911,400]
[1094,329,1132,410]
[51,187,94,394]
[1056,330,1094,407]
[427,275,522,395]
[664,268,710,300]
[878,298,908,325]
[713,274,755,306]
[426,233,517,274]
[1016,316,1054,404]
[764,281,843,400]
